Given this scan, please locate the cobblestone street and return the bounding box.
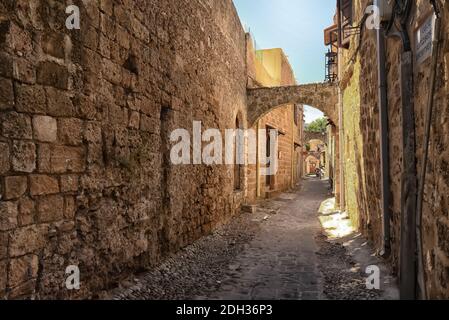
[109,178,397,300]
[203,178,326,300]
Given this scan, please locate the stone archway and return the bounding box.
[247,82,338,126]
[246,81,341,207]
[305,132,328,145]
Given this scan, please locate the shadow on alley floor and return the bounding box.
[106,178,398,300]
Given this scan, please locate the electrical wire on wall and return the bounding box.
[386,0,413,51]
[416,0,443,301]
[386,0,416,300]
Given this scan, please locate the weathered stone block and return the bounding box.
[36,144,51,174]
[13,58,36,84]
[0,201,18,231]
[98,34,111,59]
[51,146,86,173]
[140,114,159,133]
[140,97,159,115]
[2,111,32,139]
[437,219,449,257]
[0,142,9,174]
[5,21,32,56]
[0,260,6,293]
[84,122,102,143]
[64,196,76,220]
[46,87,74,117]
[12,141,36,173]
[87,144,104,166]
[0,77,14,110]
[128,111,140,129]
[100,12,115,37]
[36,61,69,90]
[4,176,27,200]
[61,175,79,193]
[74,95,97,120]
[33,115,57,142]
[82,25,99,51]
[0,22,11,43]
[16,84,46,114]
[30,175,59,196]
[108,104,127,125]
[8,254,39,289]
[58,118,83,146]
[131,17,149,43]
[42,33,65,59]
[100,0,113,15]
[37,195,64,223]
[0,233,7,259]
[9,224,48,257]
[0,53,13,78]
[18,197,35,226]
[102,58,121,85]
[116,25,130,49]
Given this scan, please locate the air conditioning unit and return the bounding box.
[374,0,394,22]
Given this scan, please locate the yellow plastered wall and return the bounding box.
[342,57,365,230]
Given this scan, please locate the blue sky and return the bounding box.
[233,0,335,123]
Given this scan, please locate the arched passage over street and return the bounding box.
[247,83,338,126]
[305,131,328,145]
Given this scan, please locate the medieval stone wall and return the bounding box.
[341,0,449,298]
[412,0,449,298]
[0,0,247,299]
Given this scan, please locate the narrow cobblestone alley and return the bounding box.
[2,0,449,303]
[108,178,396,300]
[203,178,325,300]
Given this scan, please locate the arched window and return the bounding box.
[234,116,242,191]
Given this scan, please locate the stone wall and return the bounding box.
[413,0,449,298]
[0,0,247,299]
[340,0,449,298]
[257,105,298,196]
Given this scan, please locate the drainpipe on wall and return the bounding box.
[376,25,391,258]
[291,105,295,188]
[256,120,261,198]
[337,0,345,211]
[338,86,345,210]
[395,0,417,300]
[416,0,442,300]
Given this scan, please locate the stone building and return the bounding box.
[246,37,304,200]
[326,0,449,299]
[302,132,328,178]
[304,155,321,176]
